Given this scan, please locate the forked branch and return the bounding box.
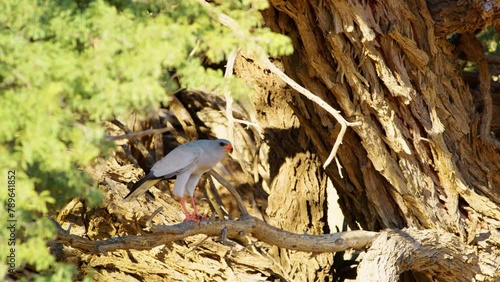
[258,56,362,169]
[199,0,361,170]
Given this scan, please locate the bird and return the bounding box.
[124,139,233,222]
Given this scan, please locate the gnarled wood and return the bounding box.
[427,0,500,37]
[52,216,378,254]
[358,228,499,281]
[256,0,500,280]
[52,1,500,280]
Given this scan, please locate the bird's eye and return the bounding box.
[219,142,226,146]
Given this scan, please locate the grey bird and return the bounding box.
[124,139,232,221]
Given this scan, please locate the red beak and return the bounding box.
[223,144,233,152]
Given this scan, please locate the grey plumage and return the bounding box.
[124,139,232,205]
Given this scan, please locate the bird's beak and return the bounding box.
[224,144,233,152]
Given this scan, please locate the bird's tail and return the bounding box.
[124,172,161,202]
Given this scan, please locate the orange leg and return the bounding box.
[179,197,200,222]
[190,196,208,221]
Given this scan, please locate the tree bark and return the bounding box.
[235,57,336,281]
[357,228,499,282]
[248,0,500,280]
[51,1,500,281]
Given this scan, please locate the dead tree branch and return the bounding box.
[52,215,377,255]
[208,169,249,217]
[258,56,362,170]
[458,33,500,148]
[357,228,499,281]
[110,119,155,167]
[198,0,361,171]
[106,127,171,141]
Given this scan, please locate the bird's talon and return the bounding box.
[196,214,209,221]
[183,215,201,223]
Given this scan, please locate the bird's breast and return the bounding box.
[193,164,212,174]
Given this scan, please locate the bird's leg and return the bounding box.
[179,197,199,222]
[190,196,208,221]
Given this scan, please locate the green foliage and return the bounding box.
[0,0,292,280]
[477,26,500,55]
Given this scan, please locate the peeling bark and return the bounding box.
[358,228,499,281]
[234,56,337,281]
[52,0,500,281]
[254,0,500,280]
[261,0,500,233]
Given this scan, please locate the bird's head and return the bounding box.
[216,139,233,153]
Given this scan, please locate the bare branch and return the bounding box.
[208,169,249,217]
[457,33,500,148]
[200,174,227,220]
[110,119,155,167]
[106,127,171,141]
[259,56,362,169]
[224,49,240,144]
[198,0,361,170]
[119,144,140,168]
[232,118,260,127]
[145,206,163,228]
[53,216,377,255]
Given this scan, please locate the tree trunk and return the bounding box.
[235,58,335,281]
[247,0,500,280]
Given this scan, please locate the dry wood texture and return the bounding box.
[262,0,500,233]
[52,0,500,281]
[249,0,500,280]
[52,216,377,254]
[357,228,499,281]
[235,57,338,281]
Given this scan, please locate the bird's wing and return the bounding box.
[123,171,162,202]
[151,143,203,177]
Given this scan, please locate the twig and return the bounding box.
[200,175,226,220]
[219,205,231,220]
[52,215,378,254]
[50,217,69,233]
[110,120,155,167]
[335,158,343,178]
[259,56,362,169]
[222,48,253,174]
[106,127,171,141]
[186,235,210,254]
[198,0,361,171]
[189,40,201,58]
[232,118,260,127]
[146,206,164,228]
[119,144,140,168]
[224,49,239,132]
[221,227,236,247]
[208,169,249,217]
